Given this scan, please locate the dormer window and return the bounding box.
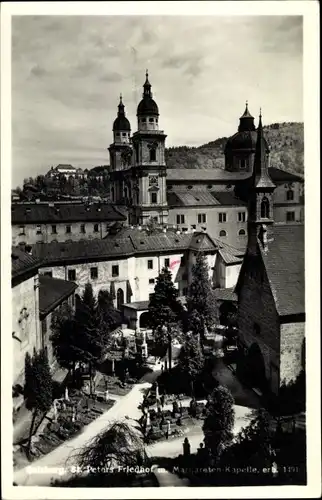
[149,118,154,123]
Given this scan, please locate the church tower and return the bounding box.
[247,112,276,255]
[129,71,168,226]
[108,95,133,204]
[225,102,269,173]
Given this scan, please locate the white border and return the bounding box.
[1,2,320,499]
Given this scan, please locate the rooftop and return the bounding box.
[11,247,40,282]
[260,224,305,316]
[214,287,238,302]
[11,203,126,224]
[39,275,78,318]
[166,167,303,184]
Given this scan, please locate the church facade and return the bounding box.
[108,73,304,250]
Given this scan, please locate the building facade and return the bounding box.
[108,75,304,250]
[11,202,126,246]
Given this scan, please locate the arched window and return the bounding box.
[149,118,154,123]
[219,230,227,237]
[238,229,246,236]
[286,189,294,201]
[261,197,270,218]
[149,148,156,162]
[116,288,124,310]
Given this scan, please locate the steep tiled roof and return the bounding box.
[11,247,40,281]
[260,224,304,316]
[39,276,78,317]
[11,203,126,224]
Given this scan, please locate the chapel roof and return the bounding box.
[39,275,78,318]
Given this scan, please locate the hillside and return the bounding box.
[165,122,304,176]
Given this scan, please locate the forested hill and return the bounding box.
[165,122,304,176]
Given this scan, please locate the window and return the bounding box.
[147,260,153,270]
[218,213,227,223]
[219,230,227,237]
[93,223,99,233]
[116,132,120,136]
[90,267,98,280]
[149,278,155,285]
[207,185,213,190]
[149,293,154,301]
[240,158,247,169]
[66,225,71,234]
[261,197,270,218]
[286,189,294,201]
[176,214,185,224]
[112,265,119,277]
[254,323,261,336]
[80,223,86,234]
[238,229,246,236]
[111,187,115,202]
[19,225,25,235]
[51,225,57,234]
[164,258,170,268]
[150,192,157,204]
[36,224,42,234]
[286,211,295,222]
[149,148,156,161]
[198,213,207,224]
[181,255,186,266]
[68,269,76,281]
[149,118,154,123]
[122,132,126,137]
[142,118,146,123]
[187,185,193,190]
[44,271,53,277]
[238,212,246,222]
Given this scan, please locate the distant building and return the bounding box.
[235,114,305,395]
[11,202,127,246]
[12,247,77,412]
[108,74,304,250]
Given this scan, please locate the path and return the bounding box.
[14,382,151,486]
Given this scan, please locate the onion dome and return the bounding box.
[137,70,159,116]
[225,102,269,153]
[113,94,131,131]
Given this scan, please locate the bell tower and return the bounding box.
[247,111,276,255]
[108,95,133,205]
[130,71,168,226]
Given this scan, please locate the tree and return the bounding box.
[203,385,235,463]
[74,283,105,394]
[186,252,218,345]
[50,302,79,383]
[68,421,147,474]
[24,349,53,457]
[97,289,122,333]
[148,267,183,370]
[178,333,204,395]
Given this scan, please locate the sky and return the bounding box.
[11,15,303,187]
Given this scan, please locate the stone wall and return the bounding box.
[280,322,305,386]
[12,275,40,385]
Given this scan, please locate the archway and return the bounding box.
[116,288,124,311]
[245,342,267,391]
[139,311,150,329]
